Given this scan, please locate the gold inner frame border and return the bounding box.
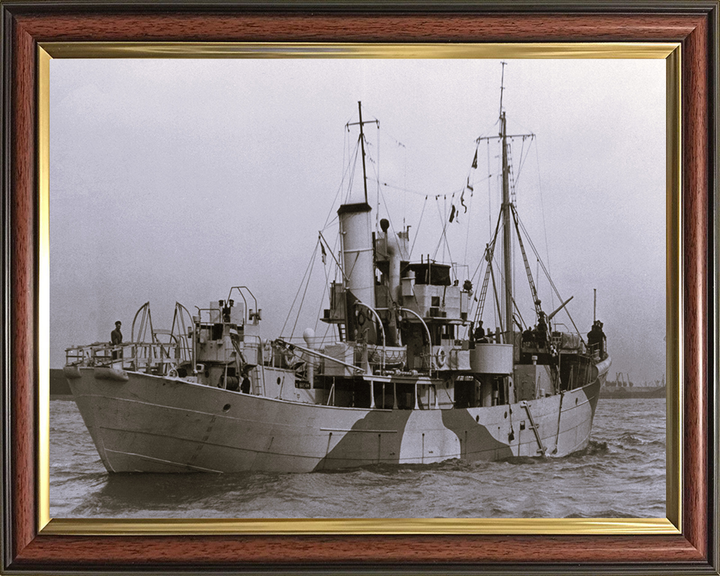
[37,41,682,536]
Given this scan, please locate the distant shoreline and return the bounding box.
[600,385,666,400]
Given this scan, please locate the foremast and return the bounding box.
[481,62,536,344]
[500,80,513,344]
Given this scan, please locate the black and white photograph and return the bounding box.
[49,57,666,520]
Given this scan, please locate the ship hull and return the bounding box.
[68,363,608,474]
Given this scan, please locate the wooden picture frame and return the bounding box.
[2,1,717,573]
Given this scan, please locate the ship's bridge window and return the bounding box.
[406,262,451,286]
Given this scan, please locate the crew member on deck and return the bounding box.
[474,320,488,343]
[241,376,251,394]
[587,322,598,351]
[533,312,548,346]
[596,321,606,358]
[111,321,123,360]
[587,320,606,358]
[537,312,548,335]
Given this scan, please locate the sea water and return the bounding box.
[49,397,665,519]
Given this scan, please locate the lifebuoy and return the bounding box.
[436,349,447,368]
[167,366,179,378]
[357,310,367,326]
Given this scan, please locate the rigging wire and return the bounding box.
[410,195,429,258]
[318,321,333,348]
[462,174,477,267]
[491,245,528,335]
[432,195,455,265]
[380,180,469,198]
[323,137,360,230]
[487,139,493,233]
[345,144,361,204]
[364,121,413,255]
[515,213,584,341]
[455,141,481,272]
[281,241,320,338]
[379,188,407,260]
[534,137,554,311]
[367,134,411,261]
[362,131,379,220]
[376,122,381,232]
[377,125,408,228]
[513,136,535,188]
[313,249,332,335]
[468,203,503,323]
[289,243,319,340]
[489,264,504,334]
[515,215,557,298]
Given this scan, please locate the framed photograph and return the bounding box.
[2,2,717,573]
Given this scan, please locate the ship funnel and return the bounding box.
[338,203,375,309]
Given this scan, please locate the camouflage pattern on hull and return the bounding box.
[68,364,605,474]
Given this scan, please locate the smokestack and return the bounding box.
[338,203,375,309]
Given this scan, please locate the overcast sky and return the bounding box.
[50,58,666,385]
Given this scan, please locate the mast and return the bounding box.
[500,66,513,344]
[346,102,379,206]
[593,288,597,322]
[338,103,379,342]
[474,64,534,340]
[358,101,369,204]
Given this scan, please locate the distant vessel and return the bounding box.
[64,68,611,473]
[600,373,665,399]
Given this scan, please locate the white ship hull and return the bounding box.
[68,360,609,474]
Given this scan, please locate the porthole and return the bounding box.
[277,377,281,385]
[223,404,231,412]
[504,411,507,418]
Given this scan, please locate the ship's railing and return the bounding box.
[367,345,406,369]
[65,340,186,376]
[153,329,192,363]
[586,341,607,361]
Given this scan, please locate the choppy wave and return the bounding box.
[50,397,666,519]
[569,440,610,457]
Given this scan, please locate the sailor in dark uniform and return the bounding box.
[587,320,606,358]
[474,320,487,343]
[535,312,548,345]
[111,321,122,359]
[596,321,606,357]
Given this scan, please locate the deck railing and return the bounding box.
[65,341,186,375]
